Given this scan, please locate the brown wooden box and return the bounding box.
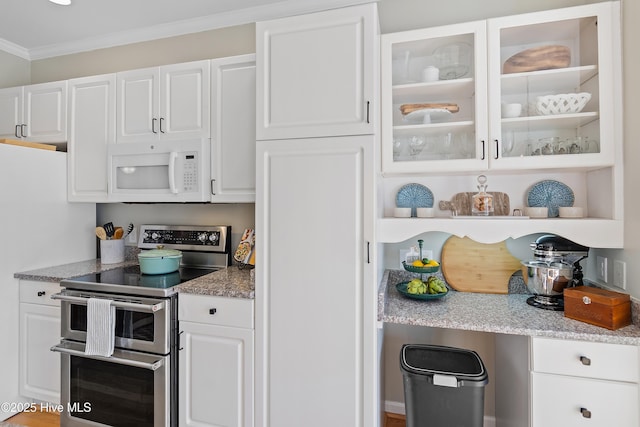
[564,286,632,330]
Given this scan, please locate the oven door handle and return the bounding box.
[51,344,164,371]
[51,292,164,313]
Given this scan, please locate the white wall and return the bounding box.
[0,50,30,87]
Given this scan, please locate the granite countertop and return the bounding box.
[380,269,640,346]
[14,257,255,300]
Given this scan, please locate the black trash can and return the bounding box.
[400,344,488,427]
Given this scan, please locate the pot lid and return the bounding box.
[138,245,182,259]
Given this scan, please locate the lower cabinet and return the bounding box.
[18,280,61,404]
[531,337,639,427]
[496,335,640,427]
[178,293,254,427]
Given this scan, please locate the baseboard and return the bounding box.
[384,400,496,427]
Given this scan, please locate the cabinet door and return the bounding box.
[19,303,60,404]
[211,54,256,202]
[0,86,23,139]
[116,67,159,142]
[67,74,116,202]
[161,60,210,140]
[23,81,67,142]
[179,321,254,427]
[488,2,620,170]
[255,136,375,427]
[256,3,377,140]
[532,372,639,427]
[381,20,489,174]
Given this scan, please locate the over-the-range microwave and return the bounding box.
[107,138,211,202]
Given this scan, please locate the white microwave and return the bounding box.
[107,139,210,202]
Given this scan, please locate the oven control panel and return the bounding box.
[138,225,230,253]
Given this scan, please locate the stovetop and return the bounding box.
[62,265,216,297]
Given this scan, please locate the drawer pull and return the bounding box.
[37,291,46,297]
[580,407,592,419]
[579,356,591,366]
[209,308,217,315]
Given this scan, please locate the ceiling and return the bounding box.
[0,0,369,60]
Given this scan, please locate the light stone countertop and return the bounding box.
[15,258,254,300]
[380,269,640,346]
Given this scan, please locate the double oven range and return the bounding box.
[52,225,231,427]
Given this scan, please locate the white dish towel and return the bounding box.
[85,298,115,357]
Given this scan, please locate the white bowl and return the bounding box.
[393,207,412,218]
[416,207,435,218]
[525,207,548,218]
[501,103,522,118]
[535,92,591,115]
[559,207,584,218]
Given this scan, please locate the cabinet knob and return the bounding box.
[579,356,591,366]
[580,407,592,418]
[37,291,46,297]
[209,308,217,315]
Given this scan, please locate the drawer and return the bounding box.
[532,372,639,427]
[19,280,62,306]
[178,293,254,329]
[532,337,639,382]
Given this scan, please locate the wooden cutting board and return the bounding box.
[0,138,56,151]
[441,236,521,294]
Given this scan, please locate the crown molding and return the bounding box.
[20,0,374,60]
[0,38,30,60]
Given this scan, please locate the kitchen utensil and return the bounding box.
[124,223,134,238]
[526,180,574,217]
[503,45,571,74]
[138,246,183,275]
[400,103,459,115]
[95,226,107,240]
[113,227,124,239]
[439,192,510,216]
[441,236,521,294]
[103,222,115,239]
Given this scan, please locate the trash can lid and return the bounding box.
[400,344,487,382]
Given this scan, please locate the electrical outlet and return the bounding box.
[596,256,608,283]
[613,260,626,289]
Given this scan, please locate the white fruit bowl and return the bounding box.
[535,92,591,115]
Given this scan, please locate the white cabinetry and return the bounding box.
[378,2,623,248]
[531,337,639,427]
[178,294,254,427]
[255,136,376,427]
[117,60,210,143]
[256,3,377,140]
[19,280,61,404]
[67,74,116,202]
[0,81,67,142]
[210,54,256,202]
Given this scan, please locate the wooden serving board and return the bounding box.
[0,138,56,151]
[439,192,510,216]
[441,236,521,294]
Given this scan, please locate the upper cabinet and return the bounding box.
[210,54,257,203]
[116,60,210,143]
[378,2,624,248]
[382,2,619,174]
[256,3,378,140]
[0,81,67,143]
[67,74,116,202]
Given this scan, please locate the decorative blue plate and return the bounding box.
[396,183,434,217]
[527,180,574,217]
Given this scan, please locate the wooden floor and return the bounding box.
[5,410,59,427]
[7,409,404,427]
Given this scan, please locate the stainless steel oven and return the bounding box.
[53,224,231,427]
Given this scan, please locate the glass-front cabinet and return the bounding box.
[379,2,623,248]
[381,21,488,173]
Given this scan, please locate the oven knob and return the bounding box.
[198,233,208,243]
[209,234,218,243]
[151,232,161,240]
